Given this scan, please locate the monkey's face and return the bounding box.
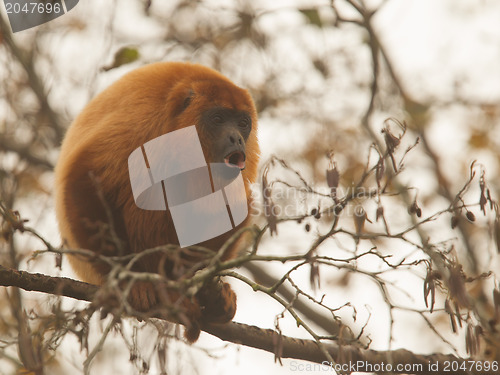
[168,79,257,174]
[199,106,252,171]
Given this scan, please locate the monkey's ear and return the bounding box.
[168,87,194,117]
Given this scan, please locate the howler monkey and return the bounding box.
[54,62,260,341]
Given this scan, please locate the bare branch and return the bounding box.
[0,265,494,375]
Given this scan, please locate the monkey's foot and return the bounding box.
[128,281,159,312]
[196,279,237,324]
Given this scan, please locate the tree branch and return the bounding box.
[0,136,54,170]
[0,265,494,375]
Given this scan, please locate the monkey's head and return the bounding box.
[162,64,260,188]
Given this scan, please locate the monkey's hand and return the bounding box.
[196,278,237,324]
[184,279,237,342]
[128,281,160,312]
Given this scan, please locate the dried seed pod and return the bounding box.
[479,171,487,214]
[454,301,462,328]
[313,207,321,219]
[375,158,385,187]
[353,206,366,234]
[408,199,422,218]
[382,126,401,153]
[451,215,459,229]
[334,204,342,216]
[309,262,320,292]
[375,206,384,222]
[381,120,406,172]
[495,219,500,254]
[494,288,500,313]
[423,273,436,313]
[326,164,340,199]
[262,169,277,235]
[465,211,476,222]
[55,253,63,269]
[305,223,311,232]
[487,188,494,209]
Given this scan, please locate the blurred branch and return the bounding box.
[0,265,494,375]
[0,136,54,170]
[242,262,359,342]
[0,14,64,144]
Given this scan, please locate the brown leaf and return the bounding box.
[465,323,478,356]
[272,329,283,365]
[444,299,457,333]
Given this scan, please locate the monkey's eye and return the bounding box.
[239,116,250,129]
[212,113,224,124]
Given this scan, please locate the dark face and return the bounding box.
[199,107,252,170]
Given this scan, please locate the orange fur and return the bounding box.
[54,62,259,340]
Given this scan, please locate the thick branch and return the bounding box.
[0,265,494,375]
[0,264,95,301]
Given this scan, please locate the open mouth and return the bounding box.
[224,151,246,170]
